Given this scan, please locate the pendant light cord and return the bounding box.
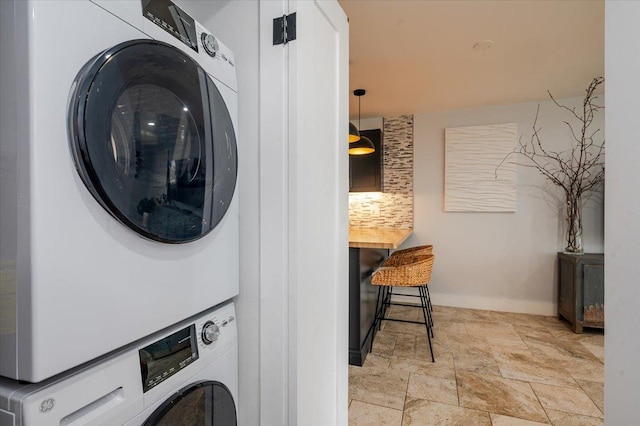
[358,95,361,129]
[354,88,366,129]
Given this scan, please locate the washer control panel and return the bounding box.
[137,303,235,393]
[196,311,235,352]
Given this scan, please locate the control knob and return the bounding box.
[201,321,220,344]
[201,33,219,57]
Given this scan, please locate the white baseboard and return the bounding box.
[390,289,556,316]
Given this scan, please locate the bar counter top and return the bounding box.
[348,227,413,249]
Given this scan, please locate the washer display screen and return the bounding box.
[139,324,199,393]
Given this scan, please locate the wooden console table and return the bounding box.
[557,252,604,333]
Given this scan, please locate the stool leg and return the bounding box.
[419,285,433,338]
[385,287,392,317]
[418,286,435,362]
[424,285,434,338]
[374,286,383,331]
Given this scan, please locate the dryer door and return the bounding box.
[69,40,237,243]
[143,381,237,426]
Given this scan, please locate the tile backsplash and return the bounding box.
[349,115,413,229]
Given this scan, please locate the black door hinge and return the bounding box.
[273,13,296,45]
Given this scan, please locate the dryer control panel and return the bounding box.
[91,0,238,90]
[142,0,198,52]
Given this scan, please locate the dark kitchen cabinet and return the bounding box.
[349,247,388,366]
[349,129,382,192]
[557,252,604,333]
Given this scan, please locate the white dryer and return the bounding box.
[0,302,238,426]
[0,0,239,382]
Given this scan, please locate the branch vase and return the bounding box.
[565,195,583,254]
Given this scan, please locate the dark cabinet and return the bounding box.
[349,247,387,366]
[349,129,382,192]
[557,252,604,333]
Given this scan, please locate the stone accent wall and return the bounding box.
[349,115,413,229]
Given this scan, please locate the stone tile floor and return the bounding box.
[349,305,604,425]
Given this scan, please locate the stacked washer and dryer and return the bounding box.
[0,0,239,424]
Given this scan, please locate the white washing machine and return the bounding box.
[0,302,238,426]
[0,0,239,382]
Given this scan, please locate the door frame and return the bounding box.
[258,0,349,424]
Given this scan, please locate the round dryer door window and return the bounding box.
[143,381,237,426]
[69,40,237,243]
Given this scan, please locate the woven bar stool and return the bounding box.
[388,244,433,259]
[383,244,435,317]
[379,248,435,338]
[371,254,435,362]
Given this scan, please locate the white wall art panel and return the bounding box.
[444,123,517,212]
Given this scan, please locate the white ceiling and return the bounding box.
[339,0,604,120]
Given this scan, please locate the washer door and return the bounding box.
[143,381,237,426]
[69,40,237,243]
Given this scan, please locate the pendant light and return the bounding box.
[349,122,361,143]
[349,89,375,155]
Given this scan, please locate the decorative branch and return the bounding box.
[497,77,604,252]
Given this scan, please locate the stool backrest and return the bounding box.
[372,254,434,287]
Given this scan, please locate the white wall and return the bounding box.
[356,117,383,131]
[410,97,604,315]
[604,2,640,423]
[177,2,261,424]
